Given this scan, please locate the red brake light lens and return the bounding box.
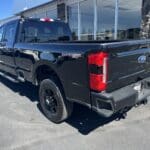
[88,52,108,92]
[90,74,107,91]
[88,52,108,66]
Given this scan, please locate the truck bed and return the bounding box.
[13,38,150,117]
[14,39,150,93]
[64,39,150,92]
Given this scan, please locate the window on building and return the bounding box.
[80,0,94,40]
[117,0,142,40]
[57,3,66,21]
[97,0,116,40]
[67,0,143,41]
[68,3,78,40]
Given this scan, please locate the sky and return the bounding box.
[0,0,13,20]
[0,0,50,20]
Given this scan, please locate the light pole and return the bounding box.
[114,0,119,40]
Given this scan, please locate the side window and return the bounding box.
[3,23,16,43]
[20,23,38,43]
[0,26,4,42]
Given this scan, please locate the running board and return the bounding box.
[0,72,19,83]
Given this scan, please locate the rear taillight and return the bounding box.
[88,52,108,92]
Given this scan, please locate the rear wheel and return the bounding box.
[39,78,73,123]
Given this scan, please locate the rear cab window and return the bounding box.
[20,19,72,43]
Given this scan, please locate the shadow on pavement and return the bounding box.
[0,76,126,135]
[66,104,121,135]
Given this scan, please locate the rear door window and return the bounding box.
[3,23,16,43]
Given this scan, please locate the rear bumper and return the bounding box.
[91,77,150,117]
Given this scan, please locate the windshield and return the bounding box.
[20,20,72,43]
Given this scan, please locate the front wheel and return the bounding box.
[39,78,73,123]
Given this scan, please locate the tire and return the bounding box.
[39,78,73,123]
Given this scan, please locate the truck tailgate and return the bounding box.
[104,40,150,92]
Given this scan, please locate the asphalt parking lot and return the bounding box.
[0,76,150,150]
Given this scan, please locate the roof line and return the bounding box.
[15,0,57,15]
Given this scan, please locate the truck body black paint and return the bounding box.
[0,18,150,122]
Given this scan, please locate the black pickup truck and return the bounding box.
[0,17,150,123]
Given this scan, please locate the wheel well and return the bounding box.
[35,65,60,85]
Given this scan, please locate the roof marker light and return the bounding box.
[40,18,54,22]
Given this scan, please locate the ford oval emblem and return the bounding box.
[138,55,146,64]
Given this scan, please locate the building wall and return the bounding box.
[1,0,150,41]
[20,0,145,41]
[66,0,143,41]
[21,1,57,19]
[13,0,51,14]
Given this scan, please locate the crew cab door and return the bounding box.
[0,21,18,75]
